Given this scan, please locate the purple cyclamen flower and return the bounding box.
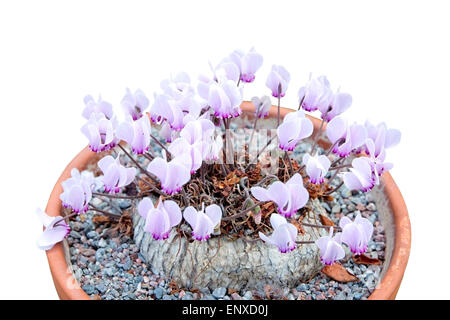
[203,134,223,161]
[138,197,182,240]
[168,138,203,174]
[116,115,151,154]
[228,48,264,83]
[251,95,272,118]
[159,122,178,143]
[82,95,114,120]
[326,116,366,157]
[365,139,393,176]
[321,90,352,122]
[60,169,93,214]
[160,72,195,99]
[81,113,118,152]
[121,88,150,121]
[259,214,298,253]
[251,173,309,218]
[364,120,401,157]
[179,118,215,145]
[277,111,314,151]
[315,227,345,265]
[36,208,70,251]
[207,79,243,119]
[339,213,374,255]
[302,153,331,184]
[212,60,241,83]
[97,155,136,193]
[151,93,201,131]
[183,203,222,241]
[298,75,333,112]
[167,118,216,173]
[147,154,191,195]
[343,157,379,192]
[265,65,290,98]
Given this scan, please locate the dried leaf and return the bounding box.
[290,220,305,234]
[321,263,359,282]
[92,215,113,225]
[353,254,381,265]
[319,214,335,227]
[264,285,272,300]
[228,288,238,295]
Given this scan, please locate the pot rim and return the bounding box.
[44,101,411,300]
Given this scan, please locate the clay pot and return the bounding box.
[44,102,411,300]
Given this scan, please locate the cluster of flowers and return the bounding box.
[37,48,401,268]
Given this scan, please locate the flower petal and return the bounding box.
[205,204,222,227]
[162,200,182,227]
[138,197,154,219]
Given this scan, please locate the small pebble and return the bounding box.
[331,204,341,214]
[212,287,226,299]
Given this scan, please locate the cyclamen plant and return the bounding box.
[37,48,401,270]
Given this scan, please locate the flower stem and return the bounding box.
[92,191,149,200]
[325,138,345,157]
[88,204,121,218]
[248,115,259,147]
[118,144,155,181]
[136,176,165,196]
[329,164,351,171]
[277,84,282,127]
[284,151,294,176]
[300,222,341,231]
[222,201,264,221]
[324,181,344,195]
[244,135,276,171]
[150,134,172,158]
[62,212,79,221]
[310,118,325,156]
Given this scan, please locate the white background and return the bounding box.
[0,0,448,299]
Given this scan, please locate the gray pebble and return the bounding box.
[98,238,107,248]
[212,287,226,299]
[95,283,107,294]
[82,284,95,295]
[119,199,132,210]
[331,204,341,214]
[243,291,253,300]
[321,202,331,212]
[154,287,164,299]
[86,231,98,239]
[70,231,81,239]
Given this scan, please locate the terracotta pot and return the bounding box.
[44,102,411,300]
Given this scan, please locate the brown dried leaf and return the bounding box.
[319,214,335,227]
[92,215,113,225]
[290,219,305,234]
[353,254,381,265]
[228,288,238,295]
[321,263,359,282]
[264,285,272,300]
